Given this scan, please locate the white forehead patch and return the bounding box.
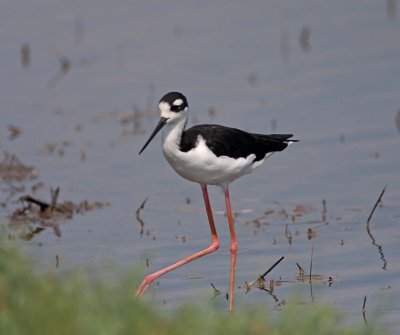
[159,101,170,112]
[172,99,184,106]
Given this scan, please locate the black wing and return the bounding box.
[180,124,294,161]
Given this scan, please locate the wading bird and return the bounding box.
[136,92,296,312]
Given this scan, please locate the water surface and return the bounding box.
[1,0,399,332]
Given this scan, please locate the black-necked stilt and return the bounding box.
[136,92,297,311]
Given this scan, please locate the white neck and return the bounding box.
[162,115,187,154]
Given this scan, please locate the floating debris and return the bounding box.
[121,86,157,135]
[21,43,30,68]
[8,188,110,239]
[309,234,316,281]
[135,198,147,236]
[0,152,37,183]
[146,229,156,241]
[91,110,121,123]
[362,295,367,325]
[322,275,333,286]
[18,226,45,241]
[48,44,71,88]
[292,204,314,216]
[299,25,311,52]
[243,256,284,293]
[321,199,327,222]
[365,185,388,270]
[120,108,146,135]
[247,71,258,87]
[135,198,147,218]
[208,106,217,118]
[366,185,387,225]
[296,263,305,278]
[307,228,316,240]
[210,283,221,298]
[260,256,285,280]
[284,224,292,245]
[174,235,186,243]
[31,181,45,194]
[42,141,73,157]
[8,125,22,140]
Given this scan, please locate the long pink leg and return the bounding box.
[224,186,238,313]
[135,185,220,298]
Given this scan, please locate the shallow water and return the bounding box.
[1,0,399,332]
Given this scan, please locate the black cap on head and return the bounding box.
[159,92,188,112]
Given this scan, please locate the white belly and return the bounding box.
[162,137,266,187]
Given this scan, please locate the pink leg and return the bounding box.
[135,185,220,298]
[229,250,237,313]
[224,186,237,313]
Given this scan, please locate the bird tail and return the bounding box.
[269,134,299,144]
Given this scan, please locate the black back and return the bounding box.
[180,124,294,161]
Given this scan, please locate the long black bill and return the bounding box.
[139,117,168,155]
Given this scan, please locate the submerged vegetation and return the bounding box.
[0,238,388,335]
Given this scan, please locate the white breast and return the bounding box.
[163,135,264,187]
